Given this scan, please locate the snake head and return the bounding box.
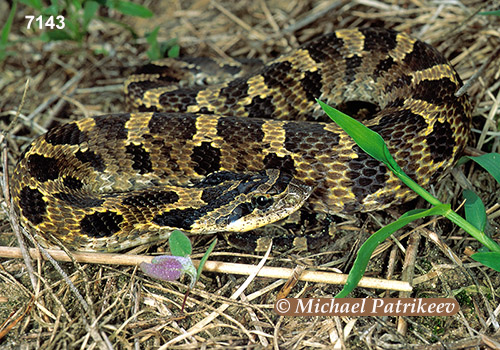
[193,169,314,233]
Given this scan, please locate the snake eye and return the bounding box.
[252,195,273,209]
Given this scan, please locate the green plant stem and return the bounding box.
[395,169,500,252]
[444,210,500,252]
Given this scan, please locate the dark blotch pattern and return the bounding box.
[403,40,447,70]
[148,112,197,140]
[133,63,180,78]
[63,176,83,190]
[371,109,427,152]
[244,95,275,119]
[19,187,47,225]
[387,74,412,92]
[304,33,343,63]
[261,61,292,89]
[80,211,123,238]
[361,27,398,52]
[218,203,252,227]
[344,55,362,84]
[426,121,455,162]
[200,183,236,202]
[413,78,458,106]
[158,88,200,112]
[153,208,199,231]
[374,57,395,77]
[45,122,86,145]
[300,70,323,101]
[27,154,60,182]
[126,144,153,174]
[283,122,330,153]
[191,142,221,175]
[263,154,296,175]
[216,117,264,144]
[75,150,105,172]
[54,192,104,208]
[219,80,249,107]
[93,114,129,140]
[194,171,249,187]
[269,171,294,195]
[122,190,179,207]
[347,149,388,201]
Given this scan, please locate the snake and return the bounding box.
[11,28,472,252]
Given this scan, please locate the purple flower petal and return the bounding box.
[140,255,196,283]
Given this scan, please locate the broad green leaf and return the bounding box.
[463,190,487,232]
[196,238,217,283]
[335,204,451,298]
[169,230,192,257]
[470,252,500,272]
[458,153,500,184]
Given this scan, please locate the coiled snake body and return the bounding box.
[12,28,471,251]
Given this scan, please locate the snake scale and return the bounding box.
[11,28,471,252]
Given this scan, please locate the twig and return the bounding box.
[283,1,343,33]
[210,0,267,41]
[25,71,83,122]
[0,245,413,292]
[159,243,273,349]
[456,46,500,97]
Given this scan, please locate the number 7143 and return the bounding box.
[25,15,65,30]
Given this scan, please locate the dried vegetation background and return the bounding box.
[1,0,500,349]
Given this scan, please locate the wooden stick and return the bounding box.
[0,246,412,292]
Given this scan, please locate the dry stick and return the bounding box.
[456,46,500,98]
[159,244,273,349]
[397,232,421,335]
[25,71,83,122]
[283,1,344,33]
[0,246,412,292]
[259,0,280,33]
[210,0,267,41]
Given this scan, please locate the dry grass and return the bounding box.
[1,0,500,349]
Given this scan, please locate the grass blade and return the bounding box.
[336,204,451,297]
[458,153,500,184]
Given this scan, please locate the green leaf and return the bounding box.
[335,204,451,298]
[470,252,500,272]
[41,30,74,41]
[478,10,500,16]
[458,153,500,184]
[167,44,180,58]
[1,0,16,46]
[196,238,217,283]
[146,26,161,60]
[317,100,402,172]
[463,190,487,232]
[19,0,42,11]
[42,4,61,16]
[107,0,153,18]
[169,230,192,257]
[83,0,99,29]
